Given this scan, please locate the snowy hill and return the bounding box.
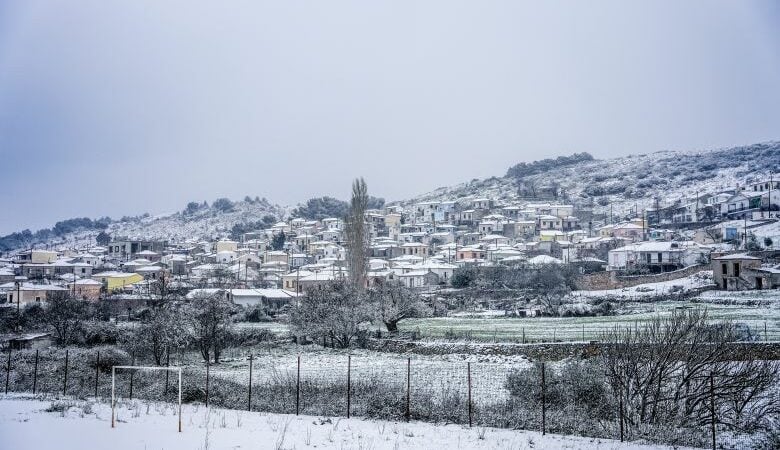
[3,141,778,252]
[105,197,287,244]
[0,198,287,252]
[400,141,780,219]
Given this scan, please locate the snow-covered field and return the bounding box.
[239,286,780,342]
[0,396,692,450]
[396,297,780,342]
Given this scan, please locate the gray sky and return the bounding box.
[1,0,779,234]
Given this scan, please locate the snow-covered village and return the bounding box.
[2,2,780,450]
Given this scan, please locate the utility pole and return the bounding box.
[16,280,21,331]
[769,172,774,218]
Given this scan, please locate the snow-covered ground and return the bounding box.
[0,396,692,450]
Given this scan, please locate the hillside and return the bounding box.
[2,141,778,253]
[0,198,287,252]
[403,141,780,218]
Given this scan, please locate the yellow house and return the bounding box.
[216,240,238,253]
[539,230,565,242]
[91,271,143,292]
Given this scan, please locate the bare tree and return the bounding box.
[185,291,235,363]
[344,177,369,291]
[130,305,189,365]
[369,281,431,332]
[289,281,372,348]
[45,294,92,344]
[601,310,779,437]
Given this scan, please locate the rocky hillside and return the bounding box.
[1,198,287,252]
[3,141,778,253]
[402,141,780,219]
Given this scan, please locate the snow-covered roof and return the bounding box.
[712,253,760,261]
[527,255,563,265]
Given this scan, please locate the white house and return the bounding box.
[608,241,710,272]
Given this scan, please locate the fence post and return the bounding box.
[295,355,300,415]
[4,345,10,394]
[248,354,253,411]
[164,347,170,396]
[405,357,411,422]
[32,349,38,394]
[467,362,472,427]
[111,366,115,428]
[619,392,624,442]
[63,349,69,396]
[346,355,351,419]
[205,360,210,408]
[710,372,716,450]
[129,352,135,400]
[541,362,546,435]
[94,351,100,398]
[582,324,585,341]
[765,321,768,341]
[522,328,525,344]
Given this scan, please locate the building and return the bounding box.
[68,279,103,300]
[227,288,298,310]
[107,239,167,259]
[712,253,762,290]
[398,270,440,288]
[712,253,780,290]
[607,241,709,272]
[91,271,144,292]
[2,283,68,305]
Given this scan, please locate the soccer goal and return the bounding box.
[111,365,183,432]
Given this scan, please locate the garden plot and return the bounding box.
[188,346,532,406]
[398,298,780,342]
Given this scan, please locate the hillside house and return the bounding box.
[227,288,298,310]
[607,241,709,272]
[91,271,144,292]
[712,253,762,290]
[398,270,440,288]
[67,279,103,300]
[108,239,167,259]
[612,223,644,241]
[401,242,429,257]
[2,283,68,305]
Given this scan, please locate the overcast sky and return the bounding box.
[1,1,779,234]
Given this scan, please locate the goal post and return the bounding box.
[111,365,182,432]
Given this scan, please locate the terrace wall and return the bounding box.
[575,264,709,291]
[369,339,780,361]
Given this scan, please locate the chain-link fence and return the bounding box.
[2,346,776,449]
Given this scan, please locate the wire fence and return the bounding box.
[402,321,780,344]
[2,346,775,449]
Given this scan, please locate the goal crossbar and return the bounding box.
[111,365,182,432]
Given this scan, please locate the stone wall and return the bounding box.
[369,339,780,362]
[575,264,708,291]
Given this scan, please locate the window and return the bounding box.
[657,252,663,262]
[721,263,728,275]
[734,263,740,278]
